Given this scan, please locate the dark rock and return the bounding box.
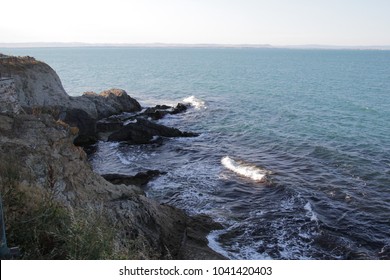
[102,170,166,186]
[107,118,198,144]
[155,105,171,110]
[96,120,123,132]
[138,103,188,120]
[171,103,188,114]
[143,107,170,120]
[59,108,98,146]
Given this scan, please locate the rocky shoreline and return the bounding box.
[0,54,225,259]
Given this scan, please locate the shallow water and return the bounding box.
[3,47,390,259]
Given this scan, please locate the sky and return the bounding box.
[1,0,390,46]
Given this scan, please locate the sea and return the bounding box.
[2,47,390,259]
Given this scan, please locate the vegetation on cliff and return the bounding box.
[0,54,224,260]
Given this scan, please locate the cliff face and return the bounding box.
[0,78,21,114]
[0,56,70,108]
[0,54,223,259]
[0,55,141,119]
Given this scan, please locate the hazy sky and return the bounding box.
[1,0,390,45]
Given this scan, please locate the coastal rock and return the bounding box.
[78,89,141,119]
[0,55,70,109]
[0,77,22,114]
[107,118,198,144]
[102,170,166,186]
[0,54,223,260]
[171,103,188,114]
[58,108,98,146]
[0,54,141,121]
[142,103,188,120]
[0,113,224,259]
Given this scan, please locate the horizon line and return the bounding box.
[1,42,390,50]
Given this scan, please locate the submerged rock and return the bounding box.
[102,170,166,186]
[107,118,198,144]
[141,103,188,120]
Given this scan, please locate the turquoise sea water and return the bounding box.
[2,47,390,259]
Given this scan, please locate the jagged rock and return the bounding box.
[141,103,188,120]
[107,118,198,144]
[0,55,141,120]
[0,54,223,260]
[171,103,188,114]
[102,170,166,186]
[143,107,170,120]
[78,89,141,119]
[96,120,123,133]
[0,113,224,260]
[58,108,98,146]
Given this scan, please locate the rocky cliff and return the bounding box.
[0,54,224,259]
[0,55,141,119]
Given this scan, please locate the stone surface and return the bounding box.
[102,170,166,186]
[108,118,198,144]
[58,108,98,146]
[0,78,21,114]
[0,54,223,260]
[0,113,224,259]
[77,89,141,119]
[0,55,70,109]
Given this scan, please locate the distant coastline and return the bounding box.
[1,42,390,50]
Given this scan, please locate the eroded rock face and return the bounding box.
[76,89,141,119]
[0,78,21,114]
[0,55,70,109]
[0,113,224,260]
[0,54,223,260]
[58,108,98,146]
[1,55,141,120]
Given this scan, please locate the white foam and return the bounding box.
[207,229,272,260]
[123,119,138,125]
[304,202,319,222]
[183,95,206,109]
[221,156,268,182]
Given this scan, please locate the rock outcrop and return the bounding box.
[0,113,223,259]
[77,89,141,119]
[0,53,223,260]
[0,78,21,114]
[0,55,141,120]
[102,170,166,187]
[108,118,198,144]
[0,55,70,109]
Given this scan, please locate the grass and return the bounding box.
[0,156,122,259]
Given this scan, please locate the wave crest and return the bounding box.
[221,156,269,182]
[183,96,206,109]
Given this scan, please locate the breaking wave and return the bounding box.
[221,156,269,182]
[183,96,206,109]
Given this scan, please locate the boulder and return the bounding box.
[0,55,71,110]
[107,118,198,144]
[77,89,141,119]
